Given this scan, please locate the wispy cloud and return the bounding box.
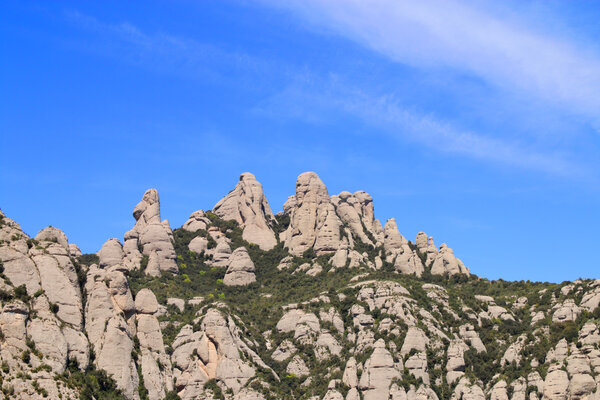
[63,6,595,179]
[263,0,600,119]
[63,10,274,84]
[255,78,581,177]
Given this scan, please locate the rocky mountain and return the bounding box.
[1,172,599,400]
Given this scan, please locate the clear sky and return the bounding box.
[1,0,599,283]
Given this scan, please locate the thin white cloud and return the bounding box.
[255,79,581,177]
[64,10,271,83]
[263,0,600,118]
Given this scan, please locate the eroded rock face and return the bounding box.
[85,266,138,399]
[359,339,401,400]
[331,191,383,246]
[431,244,469,276]
[383,219,424,276]
[223,247,256,286]
[97,238,125,268]
[135,289,173,400]
[182,210,211,232]
[0,214,90,396]
[213,173,277,250]
[172,308,272,399]
[123,189,178,275]
[281,172,343,256]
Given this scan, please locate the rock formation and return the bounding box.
[431,243,470,276]
[281,172,343,256]
[213,173,277,250]
[223,247,256,286]
[4,173,594,400]
[383,219,424,276]
[122,189,178,276]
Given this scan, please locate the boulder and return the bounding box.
[223,247,256,286]
[135,289,159,314]
[188,236,208,254]
[286,355,309,377]
[97,238,124,268]
[182,210,210,232]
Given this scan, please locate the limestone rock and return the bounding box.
[188,236,208,254]
[281,172,343,256]
[359,339,401,400]
[271,339,296,362]
[543,365,568,400]
[213,173,277,250]
[182,210,211,232]
[343,357,359,387]
[401,327,429,355]
[85,268,138,399]
[137,311,173,400]
[167,297,185,312]
[35,226,69,251]
[446,340,468,384]
[331,191,382,246]
[123,189,178,275]
[210,241,232,268]
[172,308,272,397]
[431,244,470,276]
[97,238,124,268]
[383,219,424,276]
[287,355,309,377]
[552,299,581,323]
[223,247,256,286]
[135,288,159,314]
[69,243,82,257]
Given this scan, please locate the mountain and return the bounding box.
[0,172,599,400]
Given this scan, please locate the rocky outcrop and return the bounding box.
[97,238,125,268]
[331,191,383,246]
[281,172,343,256]
[431,244,469,276]
[122,189,178,275]
[182,210,211,232]
[85,265,138,399]
[188,236,208,254]
[171,308,272,398]
[415,231,438,265]
[135,289,173,400]
[213,173,277,250]
[383,219,424,276]
[223,247,256,286]
[359,339,401,400]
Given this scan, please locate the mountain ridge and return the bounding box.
[0,172,598,400]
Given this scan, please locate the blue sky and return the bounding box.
[1,0,599,282]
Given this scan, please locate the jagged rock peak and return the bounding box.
[133,188,161,224]
[415,231,438,265]
[213,172,277,250]
[281,172,343,256]
[121,188,178,275]
[331,190,384,246]
[431,243,470,276]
